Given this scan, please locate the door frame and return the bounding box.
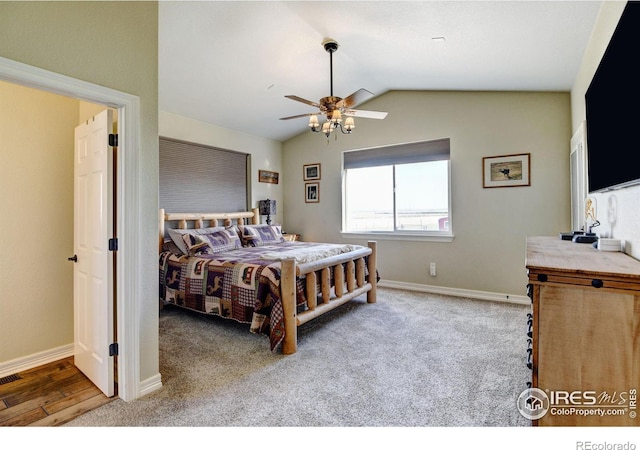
[0,56,141,401]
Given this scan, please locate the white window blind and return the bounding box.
[159,137,248,213]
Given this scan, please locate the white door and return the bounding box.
[73,109,115,397]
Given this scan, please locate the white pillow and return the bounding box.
[167,226,226,255]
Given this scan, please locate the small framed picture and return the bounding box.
[303,163,321,181]
[305,182,319,203]
[482,153,531,188]
[258,169,279,184]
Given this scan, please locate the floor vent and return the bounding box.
[0,374,21,385]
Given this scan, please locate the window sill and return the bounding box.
[340,231,454,243]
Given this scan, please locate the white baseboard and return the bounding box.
[0,344,163,402]
[0,344,74,379]
[377,280,530,305]
[138,373,163,398]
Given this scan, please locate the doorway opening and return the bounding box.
[0,56,143,401]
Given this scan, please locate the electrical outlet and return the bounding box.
[430,262,437,276]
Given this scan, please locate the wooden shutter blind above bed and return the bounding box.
[159,137,248,213]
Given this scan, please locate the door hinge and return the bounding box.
[108,238,118,251]
[108,133,118,147]
[109,343,118,357]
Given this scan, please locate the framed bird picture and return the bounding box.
[483,153,530,188]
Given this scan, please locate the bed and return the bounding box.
[158,208,377,354]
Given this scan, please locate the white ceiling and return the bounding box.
[159,1,603,142]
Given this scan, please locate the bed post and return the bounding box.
[280,258,297,354]
[367,241,377,304]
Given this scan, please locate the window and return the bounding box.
[342,138,451,240]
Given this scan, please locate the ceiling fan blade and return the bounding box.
[285,95,321,109]
[279,112,318,121]
[344,109,388,120]
[338,88,374,109]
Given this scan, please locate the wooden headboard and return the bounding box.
[159,208,260,252]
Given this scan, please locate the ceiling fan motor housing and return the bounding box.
[320,96,342,113]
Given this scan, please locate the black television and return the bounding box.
[585,1,640,193]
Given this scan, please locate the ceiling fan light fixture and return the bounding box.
[279,38,387,141]
[308,114,319,129]
[344,116,355,131]
[321,121,333,137]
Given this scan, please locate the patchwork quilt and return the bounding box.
[159,241,366,350]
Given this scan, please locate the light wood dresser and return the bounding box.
[525,236,640,426]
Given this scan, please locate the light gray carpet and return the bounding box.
[66,287,531,427]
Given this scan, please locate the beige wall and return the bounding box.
[159,111,283,223]
[0,82,112,365]
[0,1,159,383]
[571,1,640,259]
[283,90,572,297]
[0,81,79,362]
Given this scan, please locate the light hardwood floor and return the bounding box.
[0,356,115,426]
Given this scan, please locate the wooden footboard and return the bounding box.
[280,241,377,355]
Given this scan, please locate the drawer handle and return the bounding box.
[537,274,548,282]
[591,279,604,288]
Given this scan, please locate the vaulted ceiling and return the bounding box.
[159,1,603,142]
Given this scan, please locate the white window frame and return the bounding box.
[341,139,454,242]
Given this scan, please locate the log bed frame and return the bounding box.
[159,208,377,354]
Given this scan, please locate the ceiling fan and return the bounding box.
[280,38,388,137]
